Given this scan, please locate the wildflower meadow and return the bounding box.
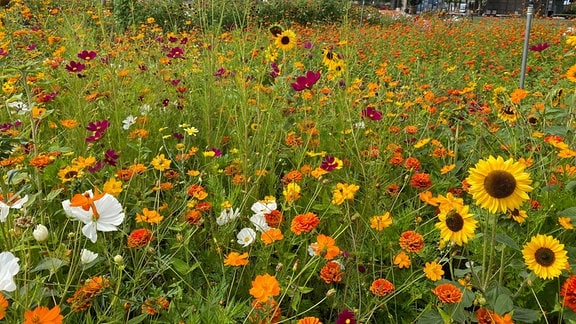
[1,0,576,322]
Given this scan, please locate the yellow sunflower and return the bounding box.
[566,65,576,83]
[274,29,296,51]
[435,204,477,246]
[467,156,533,214]
[497,105,519,123]
[522,234,568,280]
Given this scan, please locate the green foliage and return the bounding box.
[254,0,351,26]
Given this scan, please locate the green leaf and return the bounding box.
[512,307,541,323]
[416,308,443,324]
[494,232,520,251]
[297,286,314,294]
[45,188,64,202]
[493,294,514,315]
[566,181,576,192]
[558,207,576,218]
[127,314,148,324]
[437,306,453,324]
[32,258,65,274]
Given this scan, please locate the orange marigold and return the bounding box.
[370,278,395,297]
[185,209,202,225]
[319,261,344,284]
[29,154,54,169]
[409,173,432,190]
[399,231,425,253]
[127,228,155,248]
[297,317,323,324]
[291,212,320,235]
[67,276,109,312]
[249,274,280,302]
[23,305,63,324]
[281,170,303,185]
[187,184,208,200]
[432,283,462,303]
[264,210,283,228]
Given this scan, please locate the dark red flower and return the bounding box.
[77,50,97,60]
[336,309,356,324]
[291,70,321,91]
[362,106,383,121]
[529,42,550,52]
[65,61,85,73]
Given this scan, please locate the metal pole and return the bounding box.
[519,0,534,89]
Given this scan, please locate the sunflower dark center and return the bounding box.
[445,212,464,232]
[535,247,555,266]
[326,52,334,60]
[64,170,78,179]
[281,36,290,45]
[501,106,515,115]
[483,170,516,199]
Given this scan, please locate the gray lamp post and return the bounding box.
[519,0,534,89]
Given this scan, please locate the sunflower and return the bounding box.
[274,29,296,51]
[466,156,533,214]
[435,204,477,246]
[522,234,568,280]
[497,105,519,123]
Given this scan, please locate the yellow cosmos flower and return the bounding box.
[558,217,574,230]
[467,156,533,214]
[151,154,171,171]
[566,65,576,83]
[522,234,568,280]
[370,212,393,231]
[424,261,444,281]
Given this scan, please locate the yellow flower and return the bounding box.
[435,205,477,246]
[558,217,574,230]
[567,36,576,47]
[566,65,576,83]
[467,156,533,214]
[136,208,164,224]
[522,234,568,280]
[331,183,360,205]
[274,29,296,51]
[283,182,301,203]
[440,164,456,174]
[424,261,444,281]
[151,154,171,171]
[370,213,393,231]
[393,252,411,269]
[103,178,123,196]
[58,166,84,183]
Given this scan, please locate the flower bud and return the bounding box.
[113,255,124,265]
[33,224,49,242]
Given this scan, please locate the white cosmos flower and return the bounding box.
[250,200,277,215]
[122,115,137,130]
[0,194,29,222]
[236,228,256,247]
[80,249,99,264]
[0,251,20,292]
[216,207,240,226]
[249,213,270,232]
[62,189,125,243]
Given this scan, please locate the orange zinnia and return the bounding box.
[224,252,249,266]
[67,276,109,312]
[319,261,344,284]
[399,231,425,253]
[265,210,283,228]
[432,283,462,303]
[127,228,155,248]
[291,212,320,235]
[409,173,432,190]
[249,274,280,302]
[23,305,63,324]
[310,234,340,260]
[297,317,323,324]
[561,275,576,312]
[370,278,395,297]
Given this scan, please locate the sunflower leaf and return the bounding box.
[494,232,520,251]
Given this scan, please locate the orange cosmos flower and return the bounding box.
[424,262,444,281]
[127,228,155,248]
[393,251,411,269]
[224,252,249,266]
[187,184,208,200]
[432,283,462,303]
[249,274,280,302]
[141,296,169,316]
[291,212,320,235]
[510,88,528,104]
[319,261,344,284]
[261,228,284,245]
[136,208,164,224]
[0,293,8,320]
[23,305,63,324]
[310,234,340,260]
[249,299,281,324]
[370,278,395,297]
[399,231,425,253]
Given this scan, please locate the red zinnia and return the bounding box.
[409,173,432,190]
[561,275,576,312]
[370,278,395,297]
[127,228,154,248]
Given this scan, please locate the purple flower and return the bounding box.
[86,119,110,133]
[361,106,383,121]
[171,79,181,86]
[167,47,184,58]
[26,44,37,51]
[173,133,184,140]
[85,131,104,143]
[529,42,550,52]
[320,156,338,172]
[213,67,227,77]
[269,62,280,79]
[104,149,119,166]
[77,50,97,60]
[210,148,222,157]
[0,48,8,57]
[65,61,86,73]
[87,160,105,173]
[304,41,313,49]
[336,309,356,324]
[291,70,321,91]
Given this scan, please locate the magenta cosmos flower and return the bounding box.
[65,61,86,73]
[529,43,550,52]
[77,50,97,60]
[291,70,321,91]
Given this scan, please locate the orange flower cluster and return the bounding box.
[319,261,344,284]
[291,212,320,235]
[249,299,281,324]
[67,276,110,312]
[561,275,576,312]
[141,296,169,316]
[370,278,395,297]
[127,228,155,248]
[475,308,514,324]
[23,305,63,324]
[224,252,249,266]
